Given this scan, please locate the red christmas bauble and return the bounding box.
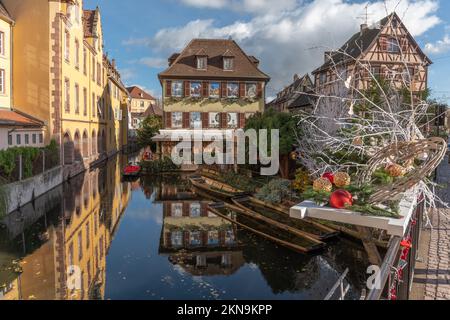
[330,190,353,209]
[322,172,335,184]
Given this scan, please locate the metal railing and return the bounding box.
[324,268,350,300]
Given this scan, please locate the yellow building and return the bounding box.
[2,0,128,176]
[0,2,45,151]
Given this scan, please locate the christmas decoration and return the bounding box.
[293,169,311,193]
[322,172,335,184]
[386,163,407,178]
[313,178,333,193]
[330,190,353,209]
[334,172,351,188]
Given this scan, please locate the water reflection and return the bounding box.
[0,155,131,300]
[1,159,370,300]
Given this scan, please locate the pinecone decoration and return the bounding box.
[334,172,351,188]
[313,178,333,193]
[386,164,406,178]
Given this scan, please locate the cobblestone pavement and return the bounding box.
[421,160,450,300]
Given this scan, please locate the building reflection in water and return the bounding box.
[155,179,245,277]
[0,155,131,300]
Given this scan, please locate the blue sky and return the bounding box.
[86,0,450,103]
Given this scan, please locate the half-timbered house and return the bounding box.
[312,13,431,98]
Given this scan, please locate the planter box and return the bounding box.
[289,188,418,237]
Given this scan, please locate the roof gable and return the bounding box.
[159,39,270,81]
[127,86,156,100]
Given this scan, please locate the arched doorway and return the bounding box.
[74,131,81,162]
[82,130,89,158]
[92,130,97,155]
[63,132,74,165]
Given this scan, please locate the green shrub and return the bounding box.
[140,157,180,174]
[255,179,293,204]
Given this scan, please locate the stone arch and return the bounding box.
[82,130,89,158]
[63,131,74,165]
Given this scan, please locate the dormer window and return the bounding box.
[224,58,234,71]
[197,56,207,70]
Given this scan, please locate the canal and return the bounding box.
[0,155,370,300]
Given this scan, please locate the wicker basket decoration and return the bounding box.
[358,137,447,204]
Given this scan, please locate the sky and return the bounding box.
[86,0,450,103]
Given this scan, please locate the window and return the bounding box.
[171,231,183,247]
[209,82,220,98]
[78,231,83,261]
[65,78,70,112]
[86,223,90,249]
[75,83,80,114]
[75,39,80,69]
[83,48,87,75]
[83,87,87,116]
[190,203,201,217]
[97,95,101,118]
[226,83,239,98]
[16,134,21,145]
[190,82,202,97]
[387,38,400,53]
[245,83,257,98]
[32,134,36,144]
[92,93,96,117]
[64,30,70,62]
[224,58,234,71]
[25,134,29,145]
[0,31,4,56]
[140,101,145,108]
[97,63,101,85]
[209,112,220,128]
[171,81,183,97]
[39,134,43,143]
[208,231,219,246]
[227,113,238,128]
[319,73,327,85]
[172,112,183,128]
[197,56,207,70]
[8,134,12,146]
[172,203,183,217]
[0,69,4,94]
[190,231,201,246]
[92,57,95,82]
[190,112,202,129]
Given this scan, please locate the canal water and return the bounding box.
[0,155,370,300]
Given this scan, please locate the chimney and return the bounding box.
[324,51,331,63]
[112,59,116,68]
[293,74,299,81]
[360,23,368,35]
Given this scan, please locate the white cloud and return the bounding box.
[180,0,228,9]
[126,0,440,95]
[179,0,297,13]
[139,57,167,68]
[425,34,450,54]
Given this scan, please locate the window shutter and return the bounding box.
[221,82,227,98]
[239,113,246,128]
[164,232,172,247]
[184,81,191,97]
[257,82,263,98]
[183,112,190,128]
[239,83,245,98]
[166,80,172,97]
[165,112,172,128]
[201,203,208,217]
[202,81,209,97]
[221,113,227,128]
[183,203,190,217]
[201,231,208,245]
[183,231,189,246]
[202,112,209,128]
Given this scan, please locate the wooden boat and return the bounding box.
[248,196,340,236]
[123,164,141,178]
[232,196,339,241]
[208,202,325,254]
[189,176,246,200]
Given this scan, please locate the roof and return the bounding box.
[143,104,163,117]
[83,9,97,38]
[159,39,270,81]
[0,1,13,23]
[268,74,313,105]
[0,109,44,128]
[127,86,156,100]
[312,12,431,74]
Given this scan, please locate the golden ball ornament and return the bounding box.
[334,172,351,187]
[386,164,407,178]
[313,178,333,193]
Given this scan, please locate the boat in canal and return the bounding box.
[123,163,141,179]
[232,196,339,241]
[208,202,325,254]
[189,176,246,200]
